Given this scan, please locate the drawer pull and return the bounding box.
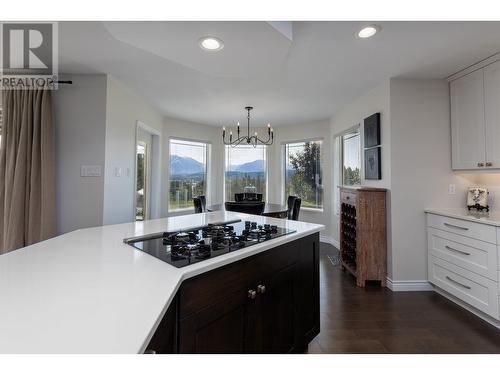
[445,245,470,256]
[443,223,469,231]
[446,276,471,290]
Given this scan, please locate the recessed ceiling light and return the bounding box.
[357,25,380,39]
[199,36,224,51]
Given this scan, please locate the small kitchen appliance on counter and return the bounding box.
[467,187,489,212]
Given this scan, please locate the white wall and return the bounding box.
[389,79,473,282]
[162,117,223,217]
[102,76,164,225]
[329,81,392,274]
[53,74,107,234]
[268,120,333,238]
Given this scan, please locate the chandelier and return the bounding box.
[222,106,274,147]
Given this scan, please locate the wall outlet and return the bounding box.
[115,167,122,177]
[448,184,456,195]
[81,165,102,177]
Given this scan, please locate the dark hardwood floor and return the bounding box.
[307,243,500,354]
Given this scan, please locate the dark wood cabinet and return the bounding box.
[146,233,320,354]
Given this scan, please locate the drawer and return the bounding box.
[427,214,496,244]
[428,228,498,281]
[340,191,357,206]
[428,256,499,319]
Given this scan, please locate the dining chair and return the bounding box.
[287,196,298,219]
[287,195,302,220]
[225,201,265,215]
[193,195,207,213]
[291,197,301,221]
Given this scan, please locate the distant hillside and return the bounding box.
[170,155,204,175]
[231,159,265,173]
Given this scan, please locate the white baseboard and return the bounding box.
[319,235,339,248]
[386,278,434,292]
[434,286,500,329]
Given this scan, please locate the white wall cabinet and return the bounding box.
[451,60,500,170]
[450,69,486,170]
[484,60,500,169]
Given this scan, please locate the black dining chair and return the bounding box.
[291,198,301,221]
[193,195,207,213]
[234,193,245,202]
[225,201,265,215]
[244,193,263,201]
[287,195,301,221]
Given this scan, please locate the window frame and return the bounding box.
[340,126,361,188]
[282,138,324,212]
[223,144,269,203]
[168,137,211,213]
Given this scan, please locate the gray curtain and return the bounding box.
[0,89,56,254]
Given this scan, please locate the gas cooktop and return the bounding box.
[123,219,296,268]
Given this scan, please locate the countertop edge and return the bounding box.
[425,209,500,227]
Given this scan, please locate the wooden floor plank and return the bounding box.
[308,243,500,354]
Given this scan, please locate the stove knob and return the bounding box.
[248,290,257,300]
[264,224,271,229]
[251,222,257,228]
[258,225,263,230]
[245,221,251,227]
[257,284,266,294]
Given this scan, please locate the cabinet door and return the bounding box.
[178,288,257,353]
[450,69,486,169]
[259,264,297,353]
[484,60,500,169]
[295,235,320,346]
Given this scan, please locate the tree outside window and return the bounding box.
[285,140,323,209]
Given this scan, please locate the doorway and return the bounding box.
[134,122,161,221]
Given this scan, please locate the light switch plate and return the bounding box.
[81,165,102,177]
[115,167,122,177]
[448,184,456,195]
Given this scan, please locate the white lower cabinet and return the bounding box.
[427,213,500,323]
[429,256,499,318]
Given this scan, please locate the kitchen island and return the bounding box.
[0,211,323,353]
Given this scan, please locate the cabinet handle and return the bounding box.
[444,223,469,231]
[248,289,257,299]
[144,349,156,354]
[445,245,470,256]
[486,162,493,167]
[257,284,266,294]
[446,276,471,290]
[477,162,485,167]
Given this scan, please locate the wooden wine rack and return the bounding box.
[339,186,387,287]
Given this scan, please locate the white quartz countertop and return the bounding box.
[425,208,500,227]
[0,211,323,354]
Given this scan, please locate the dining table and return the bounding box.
[207,202,289,219]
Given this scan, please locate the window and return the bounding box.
[225,145,266,201]
[169,139,208,211]
[284,140,323,210]
[341,129,361,186]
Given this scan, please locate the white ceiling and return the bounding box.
[58,21,500,127]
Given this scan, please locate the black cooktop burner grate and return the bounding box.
[124,219,295,268]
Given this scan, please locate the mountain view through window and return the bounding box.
[169,139,208,211]
[225,145,266,201]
